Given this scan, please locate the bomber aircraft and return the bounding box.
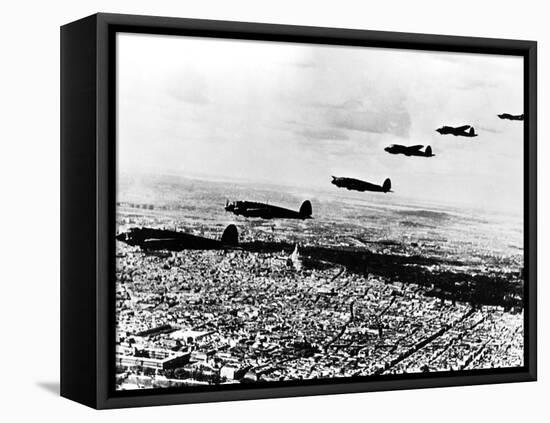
[384,144,434,157]
[225,200,312,220]
[116,224,239,251]
[498,113,524,121]
[436,125,478,137]
[331,176,392,193]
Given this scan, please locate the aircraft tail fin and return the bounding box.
[425,145,433,156]
[469,127,476,136]
[299,200,312,218]
[382,178,391,193]
[220,224,239,246]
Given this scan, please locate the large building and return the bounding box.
[116,346,190,371]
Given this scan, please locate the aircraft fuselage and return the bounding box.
[225,200,312,220]
[498,113,524,121]
[436,125,478,137]
[331,177,391,193]
[116,225,238,251]
[384,144,434,157]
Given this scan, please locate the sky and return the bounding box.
[117,33,524,214]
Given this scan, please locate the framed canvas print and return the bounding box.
[60,13,537,409]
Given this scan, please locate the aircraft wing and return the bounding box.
[146,238,178,242]
[244,207,268,214]
[408,145,424,151]
[455,125,471,131]
[243,207,272,218]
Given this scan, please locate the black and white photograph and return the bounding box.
[2,0,546,418]
[114,32,526,391]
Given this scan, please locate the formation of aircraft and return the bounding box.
[116,107,525,254]
[331,176,392,193]
[116,224,239,251]
[498,113,524,121]
[436,125,478,137]
[225,200,312,220]
[384,144,434,157]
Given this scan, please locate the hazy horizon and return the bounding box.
[117,170,524,225]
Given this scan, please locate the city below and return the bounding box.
[115,174,524,390]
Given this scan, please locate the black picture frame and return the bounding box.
[61,12,537,409]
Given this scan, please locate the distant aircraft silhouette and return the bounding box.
[116,224,238,251]
[498,113,524,121]
[436,125,478,137]
[331,176,392,193]
[225,200,312,220]
[384,144,434,157]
